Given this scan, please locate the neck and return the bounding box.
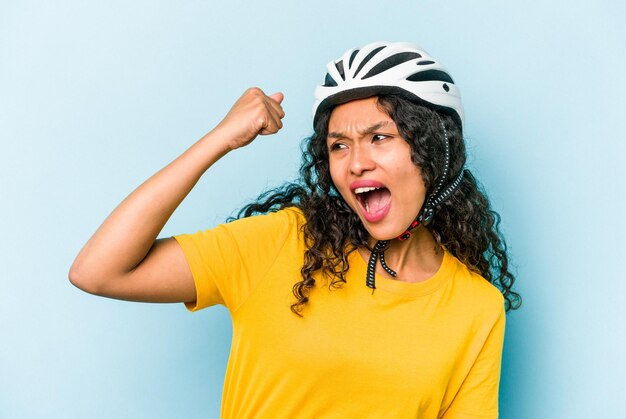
[365,227,443,283]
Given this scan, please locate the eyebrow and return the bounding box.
[327,121,392,140]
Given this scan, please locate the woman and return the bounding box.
[70,42,521,418]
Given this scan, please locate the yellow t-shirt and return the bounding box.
[174,207,506,419]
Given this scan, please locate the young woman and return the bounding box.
[70,42,521,418]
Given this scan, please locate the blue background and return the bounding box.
[1,1,625,417]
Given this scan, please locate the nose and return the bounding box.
[349,144,375,176]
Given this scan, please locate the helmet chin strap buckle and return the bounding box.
[397,219,420,241]
[396,207,434,242]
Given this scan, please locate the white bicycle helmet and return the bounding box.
[312,41,464,132]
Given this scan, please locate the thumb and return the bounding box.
[269,92,284,104]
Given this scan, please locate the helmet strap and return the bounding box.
[366,240,396,292]
[365,114,464,290]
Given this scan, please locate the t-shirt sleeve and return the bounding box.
[442,299,506,419]
[172,208,298,313]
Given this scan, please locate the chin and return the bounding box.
[360,222,405,242]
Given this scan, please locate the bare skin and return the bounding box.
[69,88,285,303]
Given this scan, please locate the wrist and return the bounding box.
[199,126,237,153]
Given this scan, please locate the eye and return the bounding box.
[329,142,347,151]
[372,134,390,142]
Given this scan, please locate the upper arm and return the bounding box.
[71,208,300,310]
[74,237,197,304]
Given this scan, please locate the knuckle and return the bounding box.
[246,87,263,96]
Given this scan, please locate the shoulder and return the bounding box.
[178,207,306,256]
[448,253,505,317]
[226,206,305,235]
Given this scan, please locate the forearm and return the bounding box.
[69,88,285,297]
[69,129,230,287]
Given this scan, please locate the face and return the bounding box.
[327,97,427,240]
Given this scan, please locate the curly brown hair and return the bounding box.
[233,94,522,316]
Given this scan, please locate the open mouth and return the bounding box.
[354,186,392,222]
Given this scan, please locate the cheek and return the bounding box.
[328,159,338,186]
[399,165,427,201]
[328,159,353,200]
[328,158,343,187]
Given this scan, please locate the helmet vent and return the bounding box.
[348,49,360,69]
[335,60,345,80]
[406,69,454,84]
[323,73,338,87]
[416,60,435,66]
[362,52,422,80]
[353,46,386,77]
